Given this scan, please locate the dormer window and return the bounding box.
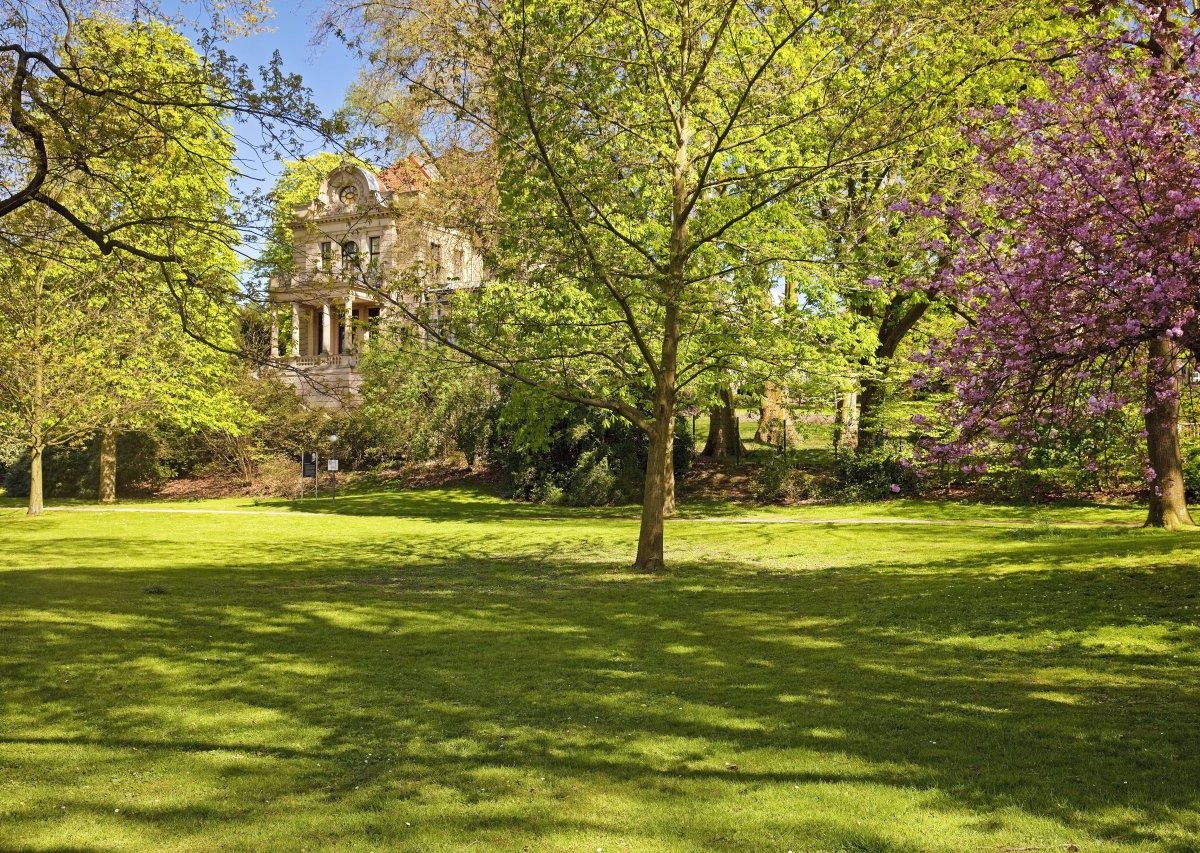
[338,185,359,204]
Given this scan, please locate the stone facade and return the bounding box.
[267,158,484,407]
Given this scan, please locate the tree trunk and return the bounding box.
[855,295,931,451]
[754,381,799,447]
[832,393,846,457]
[664,432,676,516]
[28,446,45,517]
[633,80,687,573]
[98,425,118,504]
[635,418,672,572]
[702,386,743,459]
[856,376,887,453]
[1144,337,1194,529]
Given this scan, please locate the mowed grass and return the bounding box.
[1,489,1198,851]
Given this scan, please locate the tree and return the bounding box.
[702,385,745,461]
[915,2,1200,527]
[0,226,119,515]
[1,0,326,325]
[0,18,247,515]
[797,2,1082,453]
[335,0,1011,570]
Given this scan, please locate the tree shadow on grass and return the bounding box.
[262,485,644,523]
[0,526,1198,849]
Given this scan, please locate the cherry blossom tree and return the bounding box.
[916,2,1200,527]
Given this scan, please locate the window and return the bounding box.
[429,242,443,281]
[341,240,359,265]
[320,241,332,270]
[452,247,465,279]
[369,236,381,266]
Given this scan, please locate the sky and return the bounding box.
[175,1,365,194]
[165,1,366,268]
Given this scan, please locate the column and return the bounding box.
[321,302,332,355]
[344,293,355,353]
[361,307,370,349]
[269,309,280,357]
[291,302,301,357]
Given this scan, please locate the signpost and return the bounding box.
[301,451,318,498]
[327,458,339,501]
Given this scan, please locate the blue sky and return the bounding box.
[183,1,364,193]
[166,1,366,267]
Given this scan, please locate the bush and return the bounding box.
[751,455,825,503]
[565,451,619,507]
[1184,444,1200,502]
[835,450,922,501]
[978,465,1063,503]
[487,385,694,506]
[358,343,497,467]
[3,432,169,499]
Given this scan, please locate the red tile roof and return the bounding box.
[377,155,431,193]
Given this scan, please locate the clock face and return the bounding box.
[339,185,358,204]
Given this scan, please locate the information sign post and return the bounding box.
[301,451,318,498]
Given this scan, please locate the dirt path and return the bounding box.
[33,505,1145,529]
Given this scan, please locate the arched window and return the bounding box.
[341,240,359,263]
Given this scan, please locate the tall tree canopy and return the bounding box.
[335,0,1044,570]
[914,1,1200,527]
[1,0,325,295]
[0,17,247,515]
[797,2,1085,452]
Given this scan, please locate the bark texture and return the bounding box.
[99,426,118,504]
[754,381,799,448]
[702,386,743,459]
[28,446,44,516]
[1143,337,1195,529]
[635,419,672,572]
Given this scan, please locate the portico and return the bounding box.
[269,293,382,362]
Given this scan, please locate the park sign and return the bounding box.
[301,452,317,478]
[328,459,339,472]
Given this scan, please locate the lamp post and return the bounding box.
[328,433,339,500]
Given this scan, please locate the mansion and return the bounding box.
[267,157,484,406]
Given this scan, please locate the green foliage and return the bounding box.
[750,455,825,504]
[488,385,694,506]
[1183,439,1200,502]
[0,16,247,513]
[836,450,925,502]
[358,340,499,467]
[160,374,313,481]
[2,433,167,499]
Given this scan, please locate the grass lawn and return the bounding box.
[1,488,1198,851]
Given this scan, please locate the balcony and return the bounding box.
[289,354,359,368]
[276,355,363,409]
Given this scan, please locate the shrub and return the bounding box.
[358,342,497,467]
[835,450,922,501]
[487,385,694,506]
[562,451,615,506]
[751,455,824,503]
[1184,443,1200,502]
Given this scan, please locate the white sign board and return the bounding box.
[327,459,339,472]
